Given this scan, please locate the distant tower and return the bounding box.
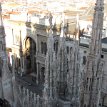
[57,14,68,99]
[0,3,14,106]
[43,13,57,107]
[80,0,104,107]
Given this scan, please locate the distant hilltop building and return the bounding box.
[0,0,107,107]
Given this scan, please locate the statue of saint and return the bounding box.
[49,13,53,29]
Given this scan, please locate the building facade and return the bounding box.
[0,0,107,107]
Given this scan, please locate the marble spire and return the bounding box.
[67,14,80,107]
[43,13,57,107]
[57,13,68,99]
[0,2,4,100]
[80,0,104,107]
[0,3,6,53]
[0,3,14,106]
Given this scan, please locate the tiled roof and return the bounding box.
[6,11,20,15]
[2,15,10,19]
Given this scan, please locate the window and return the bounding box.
[41,42,47,55]
[83,56,86,65]
[44,42,47,55]
[41,42,43,54]
[54,41,58,54]
[89,86,91,91]
[41,67,45,83]
[84,104,86,107]
[101,54,104,58]
[66,46,69,54]
[2,45,4,50]
[0,41,2,50]
[90,78,92,83]
[67,59,69,72]
[84,50,87,54]
[70,47,72,51]
[87,78,89,83]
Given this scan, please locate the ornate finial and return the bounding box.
[94,0,104,11]
[60,13,65,37]
[49,13,53,29]
[75,14,80,40]
[0,2,3,27]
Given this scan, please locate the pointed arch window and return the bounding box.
[66,46,69,54]
[87,78,89,83]
[41,42,47,55]
[83,56,86,65]
[44,42,47,55]
[41,42,43,54]
[101,54,104,58]
[0,41,2,50]
[84,104,86,107]
[1,43,4,50]
[54,41,58,54]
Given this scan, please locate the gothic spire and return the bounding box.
[12,55,21,107]
[80,0,104,107]
[60,13,65,38]
[19,30,24,76]
[57,13,68,99]
[75,14,80,41]
[43,13,57,107]
[0,3,15,106]
[89,0,104,56]
[67,14,80,107]
[0,2,6,54]
[58,13,66,51]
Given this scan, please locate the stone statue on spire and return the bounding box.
[0,3,3,27]
[49,13,53,29]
